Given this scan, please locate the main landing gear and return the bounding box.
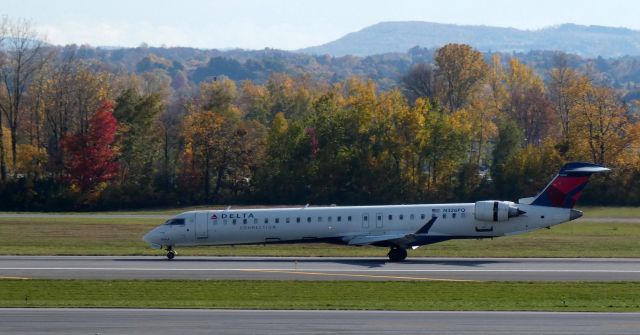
[387,247,407,262]
[166,246,177,260]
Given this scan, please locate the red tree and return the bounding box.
[61,101,120,192]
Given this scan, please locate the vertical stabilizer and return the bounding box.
[530,162,609,208]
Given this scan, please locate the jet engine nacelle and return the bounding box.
[474,200,525,222]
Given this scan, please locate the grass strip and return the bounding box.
[579,207,640,218]
[1,218,639,257]
[0,279,639,312]
[2,206,640,217]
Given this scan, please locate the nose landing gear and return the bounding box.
[166,246,177,260]
[388,247,407,262]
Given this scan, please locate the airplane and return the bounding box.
[143,162,609,261]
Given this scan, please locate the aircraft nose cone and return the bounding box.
[143,229,161,244]
[570,209,583,221]
[142,231,155,243]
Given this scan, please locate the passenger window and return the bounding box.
[275,218,280,223]
[232,219,237,224]
[243,219,247,224]
[452,213,456,219]
[264,218,269,224]
[223,219,228,225]
[254,218,258,224]
[410,214,414,220]
[399,214,404,220]
[421,214,425,220]
[286,217,290,223]
[363,216,368,221]
[328,216,332,222]
[442,213,447,219]
[307,217,311,223]
[388,214,392,220]
[461,212,466,218]
[337,216,341,222]
[296,217,300,223]
[348,216,352,222]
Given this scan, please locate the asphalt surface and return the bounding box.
[1,309,639,335]
[1,256,640,281]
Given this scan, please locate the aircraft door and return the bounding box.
[195,212,208,239]
[376,212,383,228]
[362,213,370,228]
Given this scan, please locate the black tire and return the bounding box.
[167,251,176,260]
[388,248,407,262]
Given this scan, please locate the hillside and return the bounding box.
[300,22,640,58]
[58,44,640,96]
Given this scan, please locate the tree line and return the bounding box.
[0,18,639,210]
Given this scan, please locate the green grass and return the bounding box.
[0,205,299,216]
[0,279,638,311]
[579,207,640,218]
[0,217,639,257]
[1,205,640,218]
[0,217,160,255]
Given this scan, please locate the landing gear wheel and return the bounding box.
[167,250,176,260]
[166,246,176,260]
[388,248,407,262]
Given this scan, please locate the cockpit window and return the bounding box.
[164,218,186,225]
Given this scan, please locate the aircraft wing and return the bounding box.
[347,234,409,245]
[346,217,438,246]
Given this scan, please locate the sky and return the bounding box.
[1,0,639,50]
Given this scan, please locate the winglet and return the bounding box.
[416,217,437,234]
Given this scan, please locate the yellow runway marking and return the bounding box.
[0,276,30,280]
[243,269,477,282]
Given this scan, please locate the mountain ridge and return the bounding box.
[299,21,640,58]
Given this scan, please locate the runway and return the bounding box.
[1,309,639,335]
[1,256,640,281]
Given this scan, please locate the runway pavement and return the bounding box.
[1,309,639,335]
[1,256,640,281]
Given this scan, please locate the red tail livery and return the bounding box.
[530,162,610,208]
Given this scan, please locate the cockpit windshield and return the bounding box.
[164,218,186,225]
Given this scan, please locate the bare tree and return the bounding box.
[401,63,436,104]
[0,16,7,181]
[0,18,49,173]
[547,52,579,147]
[43,47,77,177]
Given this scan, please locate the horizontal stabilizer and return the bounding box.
[560,162,610,175]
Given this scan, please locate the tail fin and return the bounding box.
[530,162,610,208]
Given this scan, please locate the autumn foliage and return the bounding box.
[4,36,640,210]
[61,101,120,193]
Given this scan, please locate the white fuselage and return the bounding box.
[142,203,573,249]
